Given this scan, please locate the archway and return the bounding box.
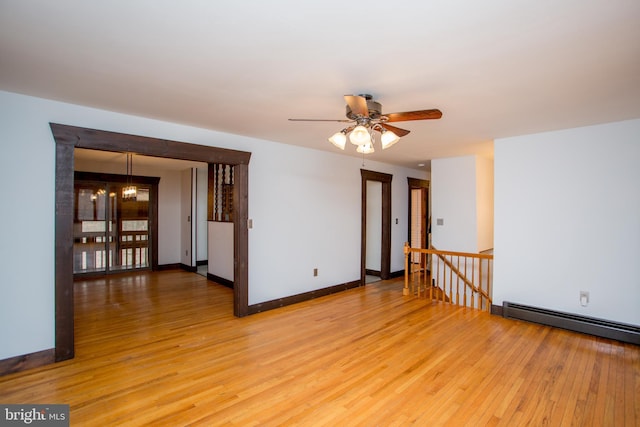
[51,123,251,362]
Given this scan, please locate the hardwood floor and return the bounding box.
[1,270,638,426]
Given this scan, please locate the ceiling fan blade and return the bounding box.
[384,109,442,122]
[344,95,369,117]
[380,123,411,137]
[288,118,353,122]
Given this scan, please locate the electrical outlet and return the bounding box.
[580,291,589,307]
[313,268,318,277]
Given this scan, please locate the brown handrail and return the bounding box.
[432,248,491,301]
[403,243,493,311]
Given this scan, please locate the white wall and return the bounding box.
[494,119,640,325]
[0,94,56,359]
[246,142,425,303]
[208,222,234,281]
[431,155,480,252]
[0,90,427,360]
[476,156,494,252]
[431,155,494,253]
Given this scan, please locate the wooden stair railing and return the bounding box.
[403,243,494,311]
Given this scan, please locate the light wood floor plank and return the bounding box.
[0,271,638,426]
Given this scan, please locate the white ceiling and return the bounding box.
[1,1,639,169]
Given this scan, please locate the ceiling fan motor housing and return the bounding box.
[346,97,383,121]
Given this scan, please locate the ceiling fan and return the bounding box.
[289,94,442,153]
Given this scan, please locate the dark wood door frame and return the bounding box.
[51,123,251,362]
[361,169,392,283]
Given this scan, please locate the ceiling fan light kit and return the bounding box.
[289,94,442,154]
[380,128,400,149]
[328,130,348,150]
[349,125,371,146]
[356,142,375,154]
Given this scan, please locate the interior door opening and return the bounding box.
[361,169,392,284]
[365,180,383,283]
[73,172,159,276]
[408,178,429,272]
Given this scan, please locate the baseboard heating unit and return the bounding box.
[502,302,640,345]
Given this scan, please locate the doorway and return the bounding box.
[408,177,429,269]
[365,181,382,283]
[195,167,209,277]
[52,123,251,362]
[360,169,392,284]
[73,172,159,275]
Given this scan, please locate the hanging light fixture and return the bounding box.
[329,124,400,154]
[122,152,137,201]
[325,94,404,154]
[380,128,400,149]
[325,122,400,153]
[356,141,375,154]
[328,129,348,150]
[292,94,443,155]
[349,125,371,146]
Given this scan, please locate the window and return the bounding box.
[73,174,158,275]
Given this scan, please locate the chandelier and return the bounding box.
[122,152,137,200]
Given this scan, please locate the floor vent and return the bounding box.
[503,302,640,345]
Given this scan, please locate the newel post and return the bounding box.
[403,242,410,296]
